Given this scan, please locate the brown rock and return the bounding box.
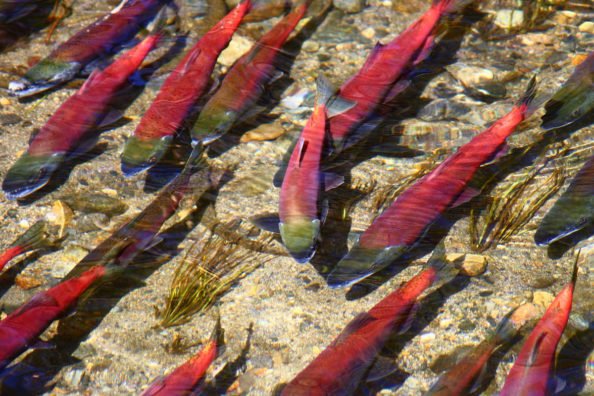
[240,123,286,143]
[15,274,43,290]
[460,254,487,276]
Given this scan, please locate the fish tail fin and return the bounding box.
[316,74,357,117]
[570,250,580,286]
[148,6,169,40]
[541,53,594,130]
[517,75,539,115]
[492,308,521,344]
[315,74,335,107]
[210,313,225,349]
[12,220,54,252]
[182,146,207,175]
[427,241,458,283]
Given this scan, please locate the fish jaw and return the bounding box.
[190,109,236,147]
[326,244,407,288]
[120,135,173,177]
[8,59,81,98]
[279,218,320,263]
[2,152,63,200]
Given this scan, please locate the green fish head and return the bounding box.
[8,59,80,97]
[2,152,64,200]
[190,109,237,146]
[120,135,173,177]
[279,218,320,263]
[326,244,408,288]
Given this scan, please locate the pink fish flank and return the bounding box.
[327,79,536,288]
[359,81,535,251]
[282,266,438,395]
[142,338,218,395]
[27,31,161,157]
[121,1,250,175]
[500,262,577,396]
[329,0,465,151]
[278,84,328,256]
[0,265,106,370]
[130,1,251,142]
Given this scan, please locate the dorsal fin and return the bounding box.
[79,69,102,94]
[297,139,309,167]
[527,332,548,366]
[333,312,374,346]
[181,48,202,75]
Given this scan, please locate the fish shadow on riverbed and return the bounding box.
[0,188,220,394]
[553,322,594,395]
[0,3,61,56]
[355,274,471,394]
[0,254,42,299]
[547,222,594,260]
[202,323,253,394]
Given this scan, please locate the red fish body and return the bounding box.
[0,246,22,271]
[282,265,439,395]
[9,0,168,97]
[278,77,334,262]
[327,79,536,288]
[3,30,162,200]
[329,0,465,152]
[120,0,251,176]
[142,338,218,395]
[190,2,308,146]
[426,306,528,396]
[0,265,106,370]
[500,264,577,396]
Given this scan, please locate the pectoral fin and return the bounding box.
[250,214,281,233]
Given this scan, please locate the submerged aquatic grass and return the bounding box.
[469,148,569,252]
[46,0,74,43]
[160,221,273,327]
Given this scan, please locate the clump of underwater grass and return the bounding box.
[46,0,74,43]
[469,147,570,252]
[160,221,273,327]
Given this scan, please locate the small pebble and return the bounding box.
[533,291,555,308]
[509,303,539,329]
[459,254,488,277]
[554,10,576,25]
[494,9,524,30]
[240,123,285,143]
[302,41,320,53]
[361,27,375,40]
[0,113,22,125]
[218,35,254,67]
[446,63,494,88]
[333,0,365,13]
[578,21,594,34]
[0,97,10,106]
[15,274,43,290]
[419,332,436,344]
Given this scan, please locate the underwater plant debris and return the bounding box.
[160,222,273,327]
[469,149,569,252]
